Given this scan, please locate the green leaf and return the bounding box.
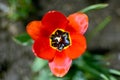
[99,74,109,80]
[73,71,86,80]
[31,58,47,73]
[33,66,67,80]
[74,56,102,79]
[74,52,111,80]
[80,3,109,13]
[8,0,34,20]
[13,33,33,46]
[109,69,120,76]
[109,76,117,80]
[34,69,50,80]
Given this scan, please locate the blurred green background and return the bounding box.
[0,0,120,80]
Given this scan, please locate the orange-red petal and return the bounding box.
[49,51,72,77]
[26,21,51,40]
[33,38,56,60]
[67,12,88,34]
[42,11,68,35]
[26,21,42,40]
[65,33,86,59]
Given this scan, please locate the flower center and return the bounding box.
[50,29,71,51]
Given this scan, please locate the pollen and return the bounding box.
[50,29,71,51]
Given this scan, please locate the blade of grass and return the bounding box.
[109,69,120,76]
[100,74,110,80]
[109,76,117,80]
[87,16,111,42]
[80,3,109,13]
[74,57,110,80]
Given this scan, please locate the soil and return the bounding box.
[0,0,120,80]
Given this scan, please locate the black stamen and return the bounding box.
[50,29,70,51]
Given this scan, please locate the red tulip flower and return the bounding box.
[26,10,88,77]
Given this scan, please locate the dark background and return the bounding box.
[0,0,120,80]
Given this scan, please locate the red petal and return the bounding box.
[65,33,86,59]
[49,51,72,77]
[42,11,68,35]
[67,12,88,34]
[33,38,56,60]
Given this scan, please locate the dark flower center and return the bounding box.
[50,29,71,51]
